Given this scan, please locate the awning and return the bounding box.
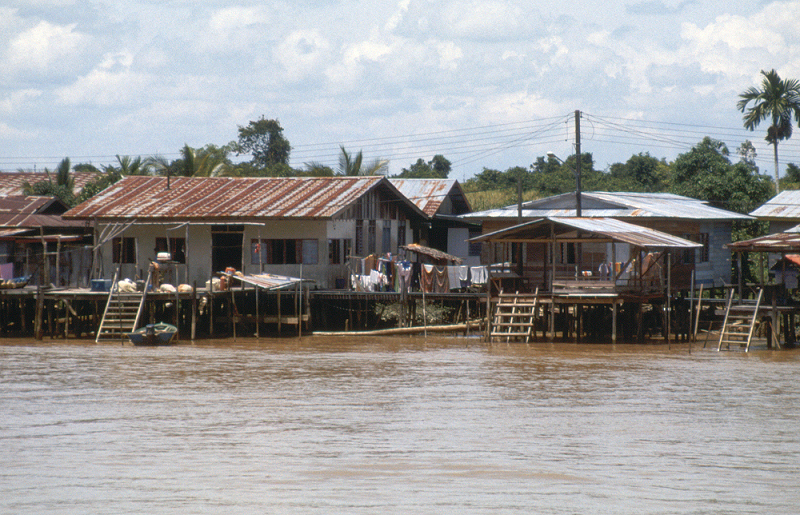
[400,243,463,264]
[229,273,311,290]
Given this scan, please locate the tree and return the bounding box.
[737,69,800,192]
[396,155,451,178]
[608,153,668,192]
[236,117,291,169]
[670,137,773,216]
[22,157,76,206]
[146,144,234,178]
[337,146,388,176]
[779,163,800,191]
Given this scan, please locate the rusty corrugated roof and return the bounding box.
[400,243,463,264]
[726,230,800,252]
[64,176,419,220]
[0,196,84,229]
[0,172,99,196]
[470,217,702,249]
[389,179,471,217]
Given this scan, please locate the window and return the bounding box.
[682,233,710,263]
[355,220,364,256]
[328,239,350,264]
[112,237,136,264]
[155,237,186,263]
[382,220,391,254]
[328,239,341,264]
[302,239,318,264]
[468,229,482,257]
[368,220,376,254]
[251,239,318,265]
[397,220,406,248]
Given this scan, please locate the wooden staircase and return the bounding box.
[717,288,763,352]
[490,289,539,343]
[95,271,150,343]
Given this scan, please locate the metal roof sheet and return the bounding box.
[463,191,751,221]
[0,172,98,196]
[750,190,800,219]
[389,179,471,217]
[400,243,463,264]
[471,217,702,249]
[230,273,306,290]
[64,176,417,220]
[726,230,800,252]
[0,196,84,229]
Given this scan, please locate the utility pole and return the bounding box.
[575,109,581,217]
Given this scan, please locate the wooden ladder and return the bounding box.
[717,288,763,352]
[490,288,539,343]
[96,271,151,342]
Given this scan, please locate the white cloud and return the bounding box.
[0,89,42,114]
[0,121,35,140]
[680,0,800,83]
[275,30,331,82]
[56,52,152,106]
[199,6,272,52]
[442,0,526,40]
[5,20,88,76]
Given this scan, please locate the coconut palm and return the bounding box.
[145,144,233,178]
[337,145,388,176]
[21,157,75,205]
[737,69,800,192]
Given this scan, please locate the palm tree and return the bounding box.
[737,69,800,192]
[21,157,75,205]
[337,146,388,176]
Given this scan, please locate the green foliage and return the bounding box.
[738,69,800,188]
[779,163,800,191]
[23,181,75,206]
[22,157,76,206]
[338,146,388,176]
[237,117,291,168]
[75,167,123,205]
[608,153,669,192]
[669,137,774,215]
[396,155,451,178]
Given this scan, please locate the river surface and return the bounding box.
[2,336,800,514]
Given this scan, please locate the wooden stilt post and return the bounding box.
[693,284,704,342]
[255,285,260,339]
[666,252,671,346]
[277,289,282,334]
[191,281,197,341]
[612,300,618,344]
[34,285,44,340]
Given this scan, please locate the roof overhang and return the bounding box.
[469,217,702,250]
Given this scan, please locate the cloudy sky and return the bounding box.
[2,0,799,181]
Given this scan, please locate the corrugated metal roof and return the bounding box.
[230,273,305,290]
[727,230,800,252]
[471,217,702,249]
[0,172,98,196]
[389,179,471,217]
[65,176,416,220]
[750,190,800,219]
[463,191,751,221]
[400,243,463,264]
[0,196,84,229]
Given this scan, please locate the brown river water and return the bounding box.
[2,335,800,514]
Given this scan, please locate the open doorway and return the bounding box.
[211,225,243,273]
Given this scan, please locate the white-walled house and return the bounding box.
[63,176,427,289]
